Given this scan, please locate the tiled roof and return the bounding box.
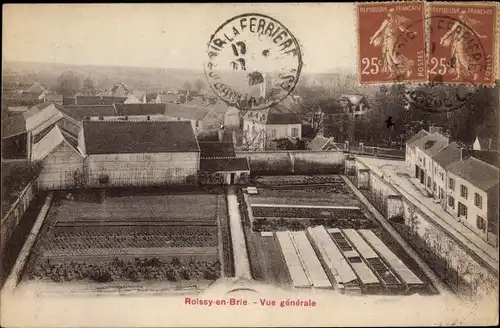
[44,93,63,102]
[60,105,117,120]
[200,158,250,173]
[243,104,301,125]
[63,97,76,106]
[1,115,27,139]
[198,141,236,158]
[157,94,178,103]
[164,103,211,121]
[24,103,66,132]
[340,94,366,106]
[132,90,146,100]
[413,132,448,156]
[432,142,466,168]
[114,103,165,116]
[185,97,206,107]
[75,96,127,105]
[145,93,158,103]
[406,129,430,146]
[209,102,232,114]
[31,125,81,161]
[447,157,499,191]
[82,120,199,154]
[307,135,330,151]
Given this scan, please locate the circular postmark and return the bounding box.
[204,13,303,110]
[394,14,485,113]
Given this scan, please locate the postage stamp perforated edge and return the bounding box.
[355,0,427,87]
[426,1,499,87]
[355,1,499,87]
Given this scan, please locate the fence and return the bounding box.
[1,178,39,257]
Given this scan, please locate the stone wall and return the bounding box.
[1,178,38,258]
[236,150,345,175]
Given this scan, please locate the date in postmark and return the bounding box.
[428,3,497,85]
[204,13,303,110]
[357,2,427,84]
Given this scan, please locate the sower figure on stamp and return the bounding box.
[369,8,415,78]
[440,10,487,81]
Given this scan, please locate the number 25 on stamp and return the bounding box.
[357,2,427,84]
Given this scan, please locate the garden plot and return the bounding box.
[23,190,231,287]
[251,206,376,232]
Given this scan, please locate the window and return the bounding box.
[423,157,426,166]
[474,193,483,209]
[460,185,468,199]
[348,257,362,263]
[440,172,444,181]
[476,216,486,232]
[271,129,277,139]
[195,120,199,128]
[291,127,299,138]
[458,203,468,218]
[449,178,455,190]
[427,177,431,188]
[147,115,151,121]
[448,196,455,208]
[433,182,436,192]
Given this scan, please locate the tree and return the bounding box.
[193,79,205,92]
[56,71,81,97]
[182,81,192,91]
[82,77,95,92]
[241,129,266,151]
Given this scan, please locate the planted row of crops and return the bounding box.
[28,257,220,283]
[269,185,352,194]
[252,206,365,219]
[252,217,378,232]
[256,175,345,185]
[43,226,218,250]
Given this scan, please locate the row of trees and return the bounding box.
[54,72,210,97]
[182,79,206,93]
[294,73,499,147]
[52,71,95,97]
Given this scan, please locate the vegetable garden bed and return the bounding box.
[251,206,365,219]
[42,226,218,250]
[27,257,220,283]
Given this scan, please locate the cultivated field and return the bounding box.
[24,188,233,288]
[240,176,437,294]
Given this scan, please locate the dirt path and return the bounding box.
[226,186,252,280]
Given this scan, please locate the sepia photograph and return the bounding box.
[1,2,499,327]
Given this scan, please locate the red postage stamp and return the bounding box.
[428,3,497,85]
[357,2,427,84]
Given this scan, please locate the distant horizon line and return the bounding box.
[3,59,356,75]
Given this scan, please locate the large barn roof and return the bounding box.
[82,120,199,155]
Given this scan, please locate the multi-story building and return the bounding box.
[446,157,499,244]
[411,131,449,195]
[430,142,467,205]
[242,104,302,151]
[405,129,429,174]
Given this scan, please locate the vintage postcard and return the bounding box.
[1,2,499,327]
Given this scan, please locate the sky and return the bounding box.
[2,3,357,73]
